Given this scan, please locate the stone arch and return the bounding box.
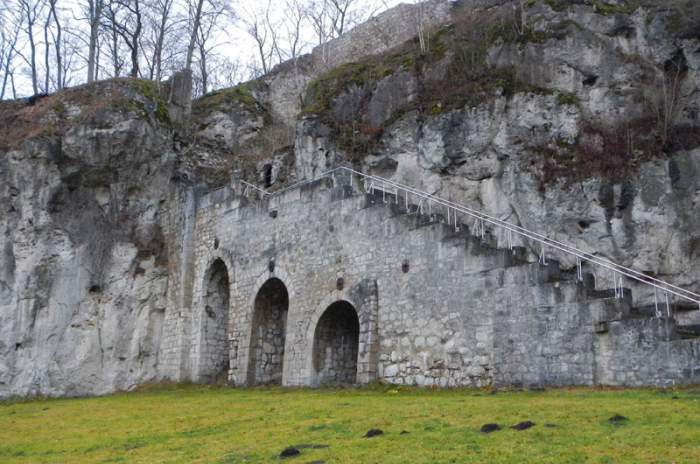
[303,281,379,387]
[200,257,232,383]
[312,300,360,386]
[247,277,290,385]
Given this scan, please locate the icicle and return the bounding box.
[654,288,660,318]
[507,229,513,251]
[576,257,583,282]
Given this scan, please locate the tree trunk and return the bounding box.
[29,25,38,94]
[87,0,103,83]
[130,0,141,77]
[43,7,51,92]
[185,0,205,72]
[51,0,62,89]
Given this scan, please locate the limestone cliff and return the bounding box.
[0,80,177,397]
[291,0,700,310]
[1,0,699,398]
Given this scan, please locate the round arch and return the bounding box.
[198,256,233,383]
[311,300,360,386]
[247,277,290,385]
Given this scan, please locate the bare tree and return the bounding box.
[327,0,353,36]
[143,0,175,81]
[208,54,243,90]
[185,0,205,72]
[105,0,142,77]
[57,24,80,88]
[240,1,276,76]
[413,0,428,53]
[48,0,62,89]
[306,0,333,47]
[103,2,125,76]
[1,4,22,99]
[305,0,366,65]
[655,60,684,146]
[193,0,225,95]
[280,0,308,62]
[85,0,103,83]
[16,0,46,94]
[42,0,62,92]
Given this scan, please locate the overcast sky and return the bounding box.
[3,0,408,98]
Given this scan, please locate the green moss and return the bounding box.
[556,92,580,106]
[665,1,700,39]
[541,0,561,9]
[590,0,641,15]
[195,82,264,120]
[130,79,172,127]
[430,103,445,116]
[427,26,450,60]
[51,100,66,116]
[302,60,394,115]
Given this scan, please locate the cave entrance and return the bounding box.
[248,278,289,385]
[312,301,360,386]
[203,258,230,383]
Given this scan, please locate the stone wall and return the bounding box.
[310,0,452,72]
[262,0,454,129]
[159,177,700,388]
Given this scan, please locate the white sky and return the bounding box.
[3,0,407,98]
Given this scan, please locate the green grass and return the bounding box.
[1,385,699,463]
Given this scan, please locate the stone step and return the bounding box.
[587,286,632,301]
[363,190,678,318]
[631,303,698,318]
[677,324,700,339]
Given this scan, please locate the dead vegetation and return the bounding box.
[0,78,171,152]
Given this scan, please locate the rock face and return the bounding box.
[0,81,177,398]
[1,0,700,398]
[295,0,700,310]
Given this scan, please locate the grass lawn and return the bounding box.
[1,384,699,463]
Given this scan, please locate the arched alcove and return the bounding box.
[312,300,360,385]
[202,258,230,383]
[248,278,289,385]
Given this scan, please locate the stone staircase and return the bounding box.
[360,186,700,342]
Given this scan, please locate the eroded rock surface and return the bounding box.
[1,0,699,399]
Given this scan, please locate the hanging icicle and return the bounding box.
[654,288,661,318]
[507,229,513,251]
[576,257,583,282]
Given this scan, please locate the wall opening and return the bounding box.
[262,164,273,188]
[248,278,289,385]
[202,258,230,383]
[312,301,360,386]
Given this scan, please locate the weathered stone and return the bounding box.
[2,0,700,401]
